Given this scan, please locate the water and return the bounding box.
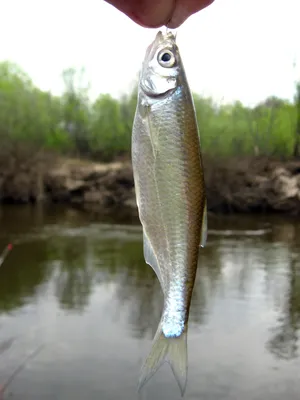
[0,205,300,399]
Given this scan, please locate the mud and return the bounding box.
[1,156,300,215]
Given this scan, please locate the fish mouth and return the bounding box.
[155,30,177,44]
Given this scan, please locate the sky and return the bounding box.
[0,0,299,106]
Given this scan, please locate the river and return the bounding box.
[0,205,299,399]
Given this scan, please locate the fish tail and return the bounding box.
[138,322,188,396]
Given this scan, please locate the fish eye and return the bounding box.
[161,53,171,62]
[157,49,176,68]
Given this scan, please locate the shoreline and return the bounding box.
[1,157,300,216]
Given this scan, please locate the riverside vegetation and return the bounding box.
[1,61,300,214]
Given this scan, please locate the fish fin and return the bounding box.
[143,231,163,287]
[138,322,188,397]
[200,200,208,248]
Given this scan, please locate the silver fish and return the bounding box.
[132,30,207,396]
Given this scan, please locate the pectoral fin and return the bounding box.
[200,200,208,248]
[143,231,164,288]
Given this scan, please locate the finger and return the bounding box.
[167,0,214,28]
[105,0,176,28]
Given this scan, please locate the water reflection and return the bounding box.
[1,210,300,353]
[0,241,49,312]
[0,206,300,398]
[50,237,94,312]
[266,247,300,360]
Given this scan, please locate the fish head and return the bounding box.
[140,31,180,98]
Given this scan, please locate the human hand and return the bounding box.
[104,0,214,29]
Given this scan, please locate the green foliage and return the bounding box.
[0,61,70,156]
[89,94,129,160]
[195,95,297,158]
[0,61,298,162]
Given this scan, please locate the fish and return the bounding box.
[132,30,207,396]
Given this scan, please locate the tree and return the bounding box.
[60,68,91,155]
[293,82,300,157]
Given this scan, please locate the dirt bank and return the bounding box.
[1,157,300,215]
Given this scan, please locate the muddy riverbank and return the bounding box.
[1,157,300,215]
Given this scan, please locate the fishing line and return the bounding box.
[0,343,45,396]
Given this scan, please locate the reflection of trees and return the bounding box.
[112,241,163,339]
[3,209,300,358]
[0,233,96,315]
[42,215,300,358]
[199,218,300,363]
[91,239,163,338]
[0,208,224,323]
[109,239,224,339]
[0,242,49,312]
[51,237,94,312]
[22,231,223,335]
[191,244,223,326]
[32,232,228,340]
[266,250,300,360]
[221,219,300,361]
[262,220,300,359]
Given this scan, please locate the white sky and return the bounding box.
[0,0,299,106]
